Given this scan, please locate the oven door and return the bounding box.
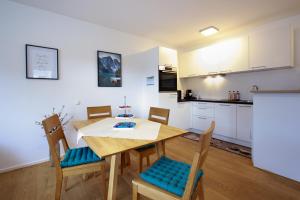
[159,70,177,92]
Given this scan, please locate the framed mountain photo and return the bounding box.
[97,51,122,87]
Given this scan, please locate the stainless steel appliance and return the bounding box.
[158,65,177,92]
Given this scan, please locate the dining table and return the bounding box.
[72,118,188,200]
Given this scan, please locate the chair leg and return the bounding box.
[101,164,107,200]
[138,155,143,173]
[126,152,131,166]
[55,173,63,200]
[198,178,205,200]
[132,182,140,200]
[63,176,68,191]
[146,156,150,166]
[121,152,125,175]
[162,141,166,155]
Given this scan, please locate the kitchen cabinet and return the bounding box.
[179,36,249,77]
[179,50,202,77]
[190,101,252,146]
[159,47,178,68]
[217,36,249,73]
[236,105,252,142]
[159,93,190,130]
[249,24,293,69]
[191,102,214,131]
[214,103,237,138]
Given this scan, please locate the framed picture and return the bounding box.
[26,44,59,80]
[97,51,122,87]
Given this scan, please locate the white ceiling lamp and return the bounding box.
[199,26,219,36]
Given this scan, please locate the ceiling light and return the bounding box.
[199,26,219,36]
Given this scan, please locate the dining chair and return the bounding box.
[87,105,112,119]
[42,114,107,200]
[132,121,215,200]
[127,107,170,173]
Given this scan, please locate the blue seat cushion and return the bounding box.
[135,144,156,152]
[60,147,102,168]
[140,156,203,197]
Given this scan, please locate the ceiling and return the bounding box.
[9,0,300,48]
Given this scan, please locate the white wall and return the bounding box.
[0,1,162,172]
[181,15,300,100]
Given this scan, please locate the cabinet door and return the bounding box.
[218,36,249,73]
[179,51,201,77]
[249,24,293,69]
[214,103,237,138]
[236,105,252,142]
[198,45,219,74]
[159,47,178,67]
[192,116,213,131]
[158,93,190,129]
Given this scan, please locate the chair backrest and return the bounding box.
[42,114,69,169]
[87,105,112,119]
[148,107,170,125]
[182,121,215,199]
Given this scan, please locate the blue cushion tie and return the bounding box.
[60,147,102,168]
[140,156,203,197]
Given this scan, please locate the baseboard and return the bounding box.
[0,157,50,174]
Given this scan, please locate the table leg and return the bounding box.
[107,153,120,200]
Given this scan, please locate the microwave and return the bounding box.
[159,68,177,92]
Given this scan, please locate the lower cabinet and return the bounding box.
[191,102,252,146]
[192,116,214,131]
[214,103,237,138]
[159,93,190,130]
[236,105,252,142]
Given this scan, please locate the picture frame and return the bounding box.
[26,44,59,80]
[97,51,122,87]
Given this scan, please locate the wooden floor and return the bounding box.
[1,137,300,200]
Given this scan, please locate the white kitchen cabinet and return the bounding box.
[191,102,214,131]
[192,116,214,131]
[218,36,249,73]
[158,93,190,130]
[159,47,178,68]
[214,103,237,138]
[179,50,202,77]
[236,105,252,142]
[249,24,293,69]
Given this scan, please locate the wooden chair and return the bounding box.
[42,114,107,200]
[132,121,215,200]
[128,107,170,173]
[87,105,112,119]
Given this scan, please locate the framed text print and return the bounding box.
[97,51,122,87]
[26,44,59,80]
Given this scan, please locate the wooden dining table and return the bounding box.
[72,118,187,200]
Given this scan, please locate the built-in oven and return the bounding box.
[158,66,177,92]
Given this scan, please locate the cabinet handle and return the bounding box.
[219,104,231,106]
[220,69,232,73]
[189,73,197,76]
[239,105,252,108]
[208,72,218,75]
[252,66,266,69]
[197,117,207,119]
[197,108,207,110]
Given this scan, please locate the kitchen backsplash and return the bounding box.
[180,67,300,100]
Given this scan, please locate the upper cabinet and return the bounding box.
[179,49,205,77]
[158,47,178,68]
[249,24,294,70]
[179,23,294,78]
[217,36,249,73]
[179,36,249,77]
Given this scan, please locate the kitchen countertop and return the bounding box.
[178,98,253,105]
